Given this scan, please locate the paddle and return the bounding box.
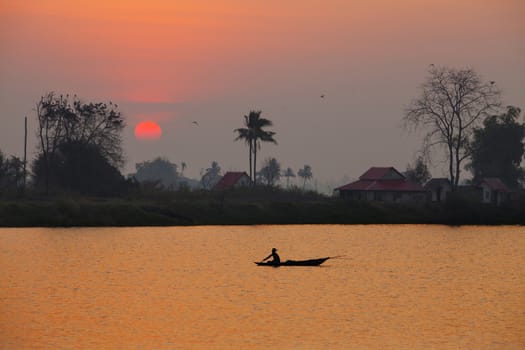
[328,255,352,260]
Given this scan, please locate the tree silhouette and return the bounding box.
[259,157,281,186]
[404,65,501,190]
[35,92,125,193]
[404,156,431,185]
[0,150,24,190]
[32,141,124,195]
[180,161,187,177]
[283,167,295,188]
[297,165,313,190]
[468,106,525,187]
[201,161,222,189]
[133,157,178,190]
[234,110,276,186]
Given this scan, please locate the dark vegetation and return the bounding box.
[1,73,524,227]
[468,106,525,187]
[0,187,524,227]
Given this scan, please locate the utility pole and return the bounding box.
[23,116,27,192]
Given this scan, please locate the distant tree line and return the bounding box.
[232,110,316,190]
[133,157,179,190]
[0,92,131,196]
[0,151,24,190]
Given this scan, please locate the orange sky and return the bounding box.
[1,0,524,187]
[4,0,521,102]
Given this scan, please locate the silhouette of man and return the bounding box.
[262,248,280,264]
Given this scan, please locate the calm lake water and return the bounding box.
[1,225,524,349]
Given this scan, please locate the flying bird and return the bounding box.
[192,121,199,126]
[320,94,325,98]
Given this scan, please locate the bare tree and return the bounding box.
[35,93,73,193]
[36,92,125,166]
[404,66,501,189]
[35,92,125,193]
[69,98,125,167]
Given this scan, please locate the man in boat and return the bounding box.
[262,248,280,264]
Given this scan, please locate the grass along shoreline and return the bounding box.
[1,188,524,227]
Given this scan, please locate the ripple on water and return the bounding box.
[0,225,524,349]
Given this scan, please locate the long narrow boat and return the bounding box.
[255,257,330,267]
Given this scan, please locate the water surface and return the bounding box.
[1,225,524,349]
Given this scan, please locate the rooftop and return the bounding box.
[213,171,250,191]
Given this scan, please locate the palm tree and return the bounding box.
[297,165,313,190]
[234,110,276,186]
[283,167,295,188]
[180,161,187,177]
[259,157,281,186]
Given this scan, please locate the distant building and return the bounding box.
[424,178,452,203]
[334,167,426,203]
[478,177,511,206]
[213,172,251,191]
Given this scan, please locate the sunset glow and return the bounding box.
[1,2,525,348]
[0,0,523,182]
[134,121,162,140]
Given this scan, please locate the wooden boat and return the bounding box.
[255,257,330,267]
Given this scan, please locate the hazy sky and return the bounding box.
[1,0,524,189]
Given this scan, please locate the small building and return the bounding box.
[213,171,251,191]
[424,178,452,202]
[478,177,511,206]
[335,167,426,203]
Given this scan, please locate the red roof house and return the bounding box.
[213,172,251,191]
[335,167,426,202]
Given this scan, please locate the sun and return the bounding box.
[134,121,162,140]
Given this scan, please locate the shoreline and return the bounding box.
[1,191,523,227]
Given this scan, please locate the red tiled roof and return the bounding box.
[336,179,425,192]
[359,167,405,180]
[335,167,425,192]
[213,172,250,191]
[480,178,510,192]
